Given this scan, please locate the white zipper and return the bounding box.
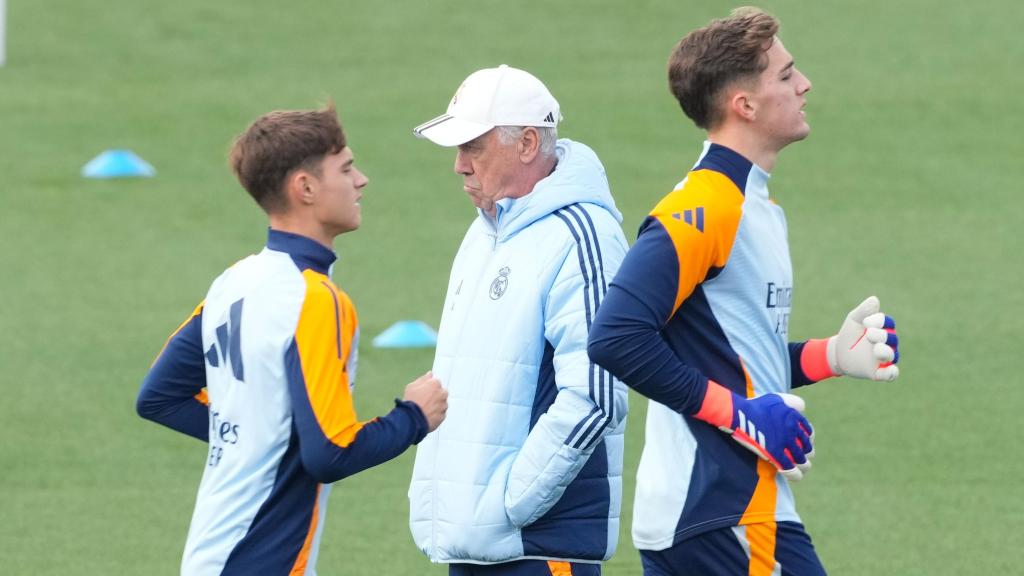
[430,229,500,557]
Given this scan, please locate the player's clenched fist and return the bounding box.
[404,371,448,432]
[827,296,900,382]
[694,381,815,481]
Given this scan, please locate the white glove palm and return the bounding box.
[826,296,900,381]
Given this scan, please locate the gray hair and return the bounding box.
[496,125,558,158]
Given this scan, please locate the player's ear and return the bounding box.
[726,91,755,123]
[285,170,316,206]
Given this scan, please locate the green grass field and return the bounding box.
[2,0,1021,574]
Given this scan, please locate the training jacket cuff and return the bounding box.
[393,399,430,444]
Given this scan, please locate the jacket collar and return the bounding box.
[266,228,337,275]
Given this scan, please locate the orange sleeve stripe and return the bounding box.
[651,170,744,318]
[741,357,755,400]
[743,518,779,576]
[547,561,573,576]
[294,270,363,448]
[741,458,780,525]
[151,301,205,367]
[172,301,205,338]
[193,389,209,406]
[737,356,780,573]
[738,355,779,536]
[289,485,321,576]
[152,302,209,404]
[337,290,359,355]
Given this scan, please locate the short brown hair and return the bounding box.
[667,7,779,130]
[229,104,346,213]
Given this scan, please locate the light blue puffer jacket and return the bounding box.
[409,139,630,564]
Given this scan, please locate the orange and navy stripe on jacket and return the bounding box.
[137,229,429,575]
[137,301,210,440]
[589,144,821,549]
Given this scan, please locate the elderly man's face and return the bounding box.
[453,129,524,216]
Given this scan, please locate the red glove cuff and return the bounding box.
[800,338,836,382]
[693,380,733,428]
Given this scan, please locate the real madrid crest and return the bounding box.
[489,267,510,300]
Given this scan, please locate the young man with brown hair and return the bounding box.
[137,104,447,576]
[588,8,900,575]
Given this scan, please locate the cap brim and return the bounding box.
[412,114,493,147]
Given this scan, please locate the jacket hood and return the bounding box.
[482,139,622,240]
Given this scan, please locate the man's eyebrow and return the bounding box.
[780,60,795,75]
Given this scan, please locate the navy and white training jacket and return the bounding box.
[138,230,428,575]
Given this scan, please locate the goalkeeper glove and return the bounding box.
[834,296,900,380]
[694,380,815,481]
[802,296,900,382]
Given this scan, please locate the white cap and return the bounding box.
[413,64,561,147]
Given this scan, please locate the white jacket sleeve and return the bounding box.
[504,209,628,528]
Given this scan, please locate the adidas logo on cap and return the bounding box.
[413,65,561,147]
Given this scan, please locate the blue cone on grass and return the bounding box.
[81,149,156,178]
[372,320,438,348]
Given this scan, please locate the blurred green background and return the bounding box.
[1,0,1020,574]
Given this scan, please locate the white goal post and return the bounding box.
[0,0,6,67]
